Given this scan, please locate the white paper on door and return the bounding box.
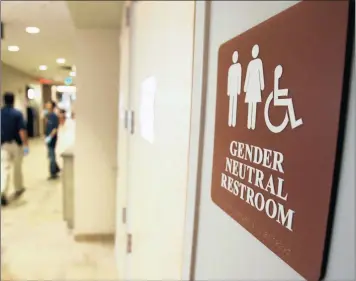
[139,76,156,143]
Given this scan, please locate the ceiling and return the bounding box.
[1,1,76,83]
[66,1,123,29]
[1,1,123,84]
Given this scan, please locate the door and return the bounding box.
[115,1,133,280]
[125,1,195,280]
[26,107,34,137]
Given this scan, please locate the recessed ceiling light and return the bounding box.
[69,71,76,77]
[8,46,20,52]
[26,27,40,34]
[56,58,66,64]
[39,65,47,71]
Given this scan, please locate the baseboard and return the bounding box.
[74,233,115,243]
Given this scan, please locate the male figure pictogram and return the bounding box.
[227,51,242,127]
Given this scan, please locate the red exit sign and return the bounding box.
[38,78,53,84]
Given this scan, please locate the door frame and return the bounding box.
[115,1,134,280]
[181,1,211,280]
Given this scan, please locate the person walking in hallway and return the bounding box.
[1,92,29,206]
[44,101,60,180]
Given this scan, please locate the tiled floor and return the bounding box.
[1,139,118,280]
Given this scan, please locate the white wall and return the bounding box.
[74,29,120,235]
[183,1,355,280]
[1,62,37,115]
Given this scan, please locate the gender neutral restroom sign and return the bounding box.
[211,1,353,280]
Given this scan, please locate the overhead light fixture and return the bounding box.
[26,26,40,34]
[69,71,76,77]
[8,45,20,52]
[39,65,47,71]
[56,58,66,64]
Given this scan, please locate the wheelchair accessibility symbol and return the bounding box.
[227,44,303,133]
[264,65,303,133]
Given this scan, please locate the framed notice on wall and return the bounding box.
[211,1,354,280]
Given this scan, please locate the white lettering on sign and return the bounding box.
[221,140,295,232]
[229,141,284,173]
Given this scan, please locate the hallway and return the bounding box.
[1,139,117,280]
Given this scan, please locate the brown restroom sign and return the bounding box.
[211,1,354,280]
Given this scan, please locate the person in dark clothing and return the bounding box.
[44,101,60,180]
[1,92,29,206]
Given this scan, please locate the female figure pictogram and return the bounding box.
[244,44,265,130]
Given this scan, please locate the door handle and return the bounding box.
[130,110,135,135]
